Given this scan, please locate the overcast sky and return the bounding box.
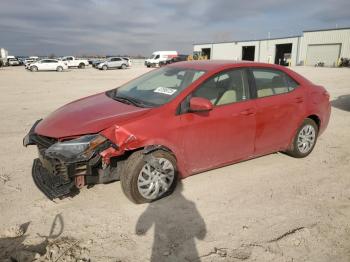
[1,0,349,56]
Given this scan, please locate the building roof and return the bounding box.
[303,26,350,33]
[193,35,301,46]
[193,26,350,46]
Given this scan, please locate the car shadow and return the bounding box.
[331,95,350,112]
[0,214,64,261]
[135,181,207,261]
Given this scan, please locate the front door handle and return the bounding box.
[240,108,256,116]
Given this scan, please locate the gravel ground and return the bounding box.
[0,65,349,262]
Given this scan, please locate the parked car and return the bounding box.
[122,57,132,67]
[23,61,331,203]
[91,59,104,68]
[159,54,189,66]
[24,57,39,68]
[145,51,178,67]
[17,57,25,65]
[97,57,128,70]
[61,56,89,69]
[7,57,21,66]
[27,59,68,72]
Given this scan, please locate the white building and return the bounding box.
[193,27,350,67]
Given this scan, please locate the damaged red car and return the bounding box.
[23,61,331,203]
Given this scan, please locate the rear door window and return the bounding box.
[251,68,299,98]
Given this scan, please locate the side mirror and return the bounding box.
[189,97,213,112]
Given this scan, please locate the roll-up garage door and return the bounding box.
[306,44,341,66]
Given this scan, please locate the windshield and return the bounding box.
[106,67,205,107]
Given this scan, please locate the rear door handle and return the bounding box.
[295,97,304,103]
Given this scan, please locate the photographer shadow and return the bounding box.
[136,181,207,262]
[331,94,350,112]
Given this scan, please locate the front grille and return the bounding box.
[34,135,71,182]
[35,134,88,180]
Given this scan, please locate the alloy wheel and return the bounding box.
[297,124,316,153]
[137,157,175,200]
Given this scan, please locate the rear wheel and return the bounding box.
[56,66,63,72]
[286,118,318,158]
[30,66,38,72]
[120,150,178,204]
[121,64,127,69]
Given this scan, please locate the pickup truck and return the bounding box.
[61,56,89,69]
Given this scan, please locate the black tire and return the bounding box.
[56,66,63,72]
[146,65,150,68]
[102,65,108,70]
[120,150,178,204]
[30,66,38,72]
[286,118,318,158]
[78,63,85,69]
[120,64,127,69]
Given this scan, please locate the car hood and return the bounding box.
[35,92,151,138]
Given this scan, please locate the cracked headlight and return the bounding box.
[45,134,107,162]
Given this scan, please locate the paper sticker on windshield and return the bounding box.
[154,87,177,95]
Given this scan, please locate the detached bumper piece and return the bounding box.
[32,158,75,199]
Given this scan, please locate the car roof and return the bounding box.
[169,60,286,71]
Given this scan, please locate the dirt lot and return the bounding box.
[0,65,349,262]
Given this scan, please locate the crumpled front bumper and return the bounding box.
[32,158,75,199]
[24,120,122,200]
[23,120,77,199]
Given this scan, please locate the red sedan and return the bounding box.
[23,61,331,203]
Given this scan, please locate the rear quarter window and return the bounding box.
[251,68,299,98]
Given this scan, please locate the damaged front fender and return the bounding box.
[99,125,139,164]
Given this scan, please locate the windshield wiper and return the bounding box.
[106,89,155,108]
[114,95,153,108]
[113,96,138,106]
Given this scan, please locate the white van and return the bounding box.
[145,51,178,67]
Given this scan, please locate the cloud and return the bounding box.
[0,0,349,56]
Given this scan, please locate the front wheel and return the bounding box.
[56,66,63,72]
[30,66,38,72]
[102,65,108,70]
[286,118,318,158]
[78,63,85,69]
[120,150,178,204]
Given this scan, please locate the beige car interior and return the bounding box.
[256,75,289,97]
[193,70,249,106]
